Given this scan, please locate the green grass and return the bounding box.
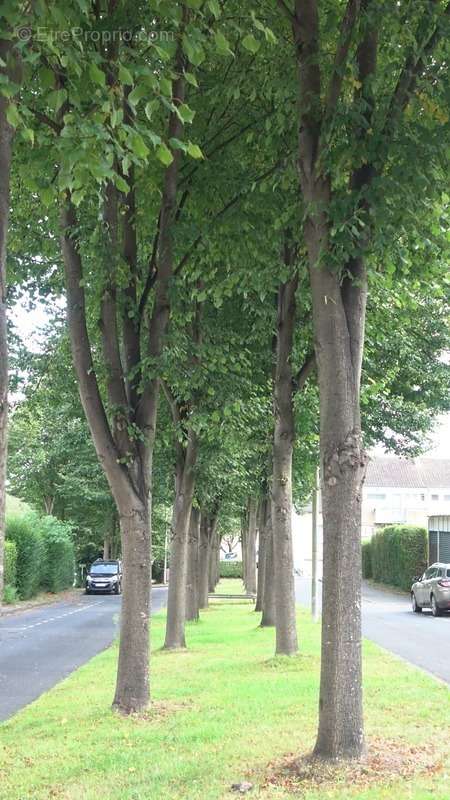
[1,583,449,800]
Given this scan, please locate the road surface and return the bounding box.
[0,587,168,722]
[295,577,450,684]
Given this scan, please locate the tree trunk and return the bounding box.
[185,506,200,622]
[208,531,219,593]
[271,274,298,656]
[261,502,276,627]
[245,497,257,595]
[0,42,14,605]
[198,512,210,608]
[164,430,197,649]
[112,499,151,714]
[307,240,367,759]
[255,498,267,612]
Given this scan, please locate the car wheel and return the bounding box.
[411,593,422,613]
[431,594,441,617]
[85,589,90,595]
[114,582,121,595]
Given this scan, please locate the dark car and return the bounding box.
[86,559,122,595]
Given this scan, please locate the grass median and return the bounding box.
[1,580,449,800]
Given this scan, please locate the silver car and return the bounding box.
[411,563,450,617]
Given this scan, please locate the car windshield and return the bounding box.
[90,563,118,575]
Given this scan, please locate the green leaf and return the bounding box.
[182,35,206,66]
[176,103,195,124]
[6,103,21,128]
[47,88,67,112]
[129,133,149,160]
[156,143,174,166]
[208,0,221,17]
[40,186,54,207]
[128,83,148,108]
[114,175,130,194]
[187,142,204,160]
[242,34,260,54]
[22,127,34,145]
[144,100,158,121]
[160,77,172,97]
[119,64,133,85]
[214,32,233,57]
[169,137,188,152]
[184,71,198,88]
[89,62,106,87]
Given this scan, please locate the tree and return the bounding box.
[273,0,450,760]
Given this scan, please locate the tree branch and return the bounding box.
[292,351,316,393]
[60,198,133,505]
[324,0,361,117]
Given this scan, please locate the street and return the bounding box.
[1,580,449,725]
[0,587,168,722]
[295,577,450,684]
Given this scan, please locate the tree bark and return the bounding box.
[261,502,276,627]
[208,531,220,593]
[198,512,210,608]
[0,40,15,605]
[112,499,151,714]
[255,497,267,612]
[245,497,257,595]
[307,235,367,758]
[271,274,298,656]
[185,506,200,621]
[164,429,197,649]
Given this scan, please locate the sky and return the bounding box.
[10,297,450,460]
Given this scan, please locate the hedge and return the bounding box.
[367,525,427,592]
[6,514,45,599]
[6,512,75,599]
[362,541,372,579]
[4,540,18,590]
[39,516,75,593]
[219,561,243,579]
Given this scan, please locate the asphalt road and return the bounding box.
[0,586,168,722]
[295,577,450,684]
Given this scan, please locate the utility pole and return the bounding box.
[311,466,319,622]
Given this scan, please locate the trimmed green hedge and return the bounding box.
[40,516,75,593]
[4,540,18,591]
[367,525,427,592]
[6,514,45,599]
[6,512,74,599]
[362,541,372,579]
[219,561,243,579]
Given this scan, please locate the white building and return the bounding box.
[292,458,450,577]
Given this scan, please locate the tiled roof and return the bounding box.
[366,458,450,489]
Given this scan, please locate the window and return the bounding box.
[367,493,386,501]
[431,494,439,501]
[444,495,450,502]
[437,568,444,578]
[424,567,438,580]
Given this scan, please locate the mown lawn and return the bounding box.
[1,581,449,800]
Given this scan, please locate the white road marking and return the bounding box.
[0,602,104,633]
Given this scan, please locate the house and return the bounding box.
[362,458,450,538]
[292,457,450,576]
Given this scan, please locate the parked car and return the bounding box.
[86,559,122,595]
[224,552,238,561]
[411,563,450,616]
